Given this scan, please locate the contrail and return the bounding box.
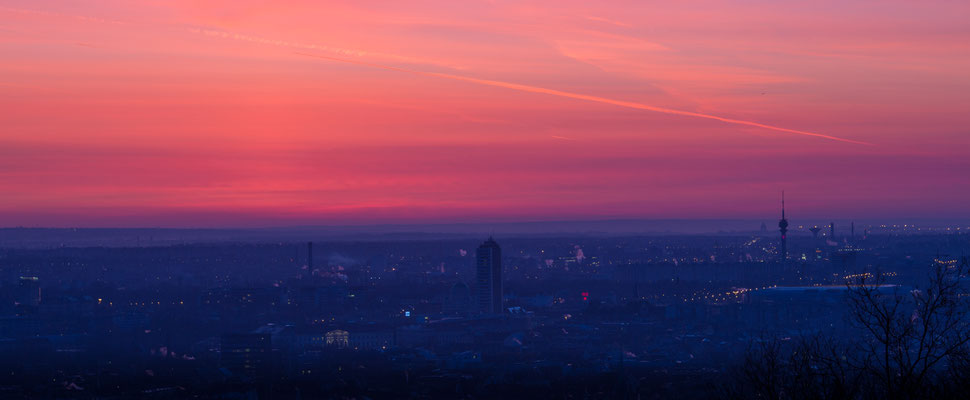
[3,5,868,145]
[294,51,872,146]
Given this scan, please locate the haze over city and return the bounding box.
[1,1,969,399]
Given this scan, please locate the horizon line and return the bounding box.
[3,216,968,231]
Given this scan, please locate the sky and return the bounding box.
[1,0,968,227]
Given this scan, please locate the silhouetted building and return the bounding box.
[17,277,41,307]
[475,237,502,314]
[444,281,472,315]
[778,193,789,262]
[221,333,271,378]
[809,226,821,240]
[830,222,835,239]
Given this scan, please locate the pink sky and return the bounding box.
[1,0,968,227]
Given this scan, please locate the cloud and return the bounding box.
[0,6,127,26]
[188,27,464,70]
[5,5,871,146]
[584,16,631,28]
[294,51,872,146]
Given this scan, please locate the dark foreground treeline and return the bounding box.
[0,365,715,399]
[0,339,720,399]
[720,261,970,400]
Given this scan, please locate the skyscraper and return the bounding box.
[17,276,41,307]
[475,237,503,314]
[778,192,789,262]
[307,241,313,270]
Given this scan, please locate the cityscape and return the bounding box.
[2,1,970,399]
[1,208,968,398]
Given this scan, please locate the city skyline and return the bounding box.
[2,2,969,398]
[2,1,969,227]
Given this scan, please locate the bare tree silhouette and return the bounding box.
[848,262,970,399]
[724,261,970,400]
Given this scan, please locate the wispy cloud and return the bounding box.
[0,6,127,25]
[294,51,872,146]
[3,4,870,146]
[188,27,465,70]
[584,16,631,28]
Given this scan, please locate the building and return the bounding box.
[444,281,472,315]
[475,237,503,314]
[778,193,789,262]
[350,330,393,350]
[809,226,821,240]
[325,329,349,348]
[306,241,313,278]
[17,277,41,307]
[220,333,272,378]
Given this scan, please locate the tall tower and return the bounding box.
[475,237,503,314]
[307,241,313,270]
[778,192,789,262]
[829,222,835,240]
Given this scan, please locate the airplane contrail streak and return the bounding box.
[294,51,872,146]
[3,6,868,145]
